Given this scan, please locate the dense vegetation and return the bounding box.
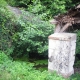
[0,51,80,80]
[0,0,80,80]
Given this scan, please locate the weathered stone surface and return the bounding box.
[48,33,77,78]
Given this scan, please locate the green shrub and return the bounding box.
[12,10,53,57]
[0,0,54,57]
[27,0,79,20]
[28,0,66,18]
[0,51,9,64]
[0,58,66,80]
[70,73,80,80]
[1,58,79,80]
[0,0,7,7]
[0,0,17,55]
[5,0,31,7]
[6,0,80,21]
[75,30,80,54]
[0,51,79,80]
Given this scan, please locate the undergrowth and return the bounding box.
[0,51,80,80]
[0,51,64,80]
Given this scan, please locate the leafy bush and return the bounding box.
[70,73,80,80]
[0,52,65,80]
[6,0,80,21]
[0,0,7,7]
[75,30,80,54]
[0,0,21,56]
[0,0,15,53]
[0,0,54,57]
[28,0,67,17]
[0,51,80,80]
[0,62,66,80]
[2,0,80,59]
[12,10,53,57]
[0,51,9,64]
[72,30,80,55]
[5,0,31,7]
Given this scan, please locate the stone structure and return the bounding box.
[48,33,76,78]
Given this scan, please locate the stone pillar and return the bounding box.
[48,33,77,78]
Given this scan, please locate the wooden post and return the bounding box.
[48,33,77,78]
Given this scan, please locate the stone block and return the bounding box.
[48,33,77,78]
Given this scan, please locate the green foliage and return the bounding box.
[0,0,79,79]
[37,0,66,14]
[24,0,79,20]
[6,0,80,20]
[0,51,80,80]
[28,0,48,20]
[74,30,80,54]
[5,0,31,7]
[0,0,54,57]
[0,51,9,64]
[27,0,66,20]
[0,52,66,80]
[0,0,80,59]
[0,0,7,7]
[0,0,19,56]
[12,10,53,57]
[70,73,80,80]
